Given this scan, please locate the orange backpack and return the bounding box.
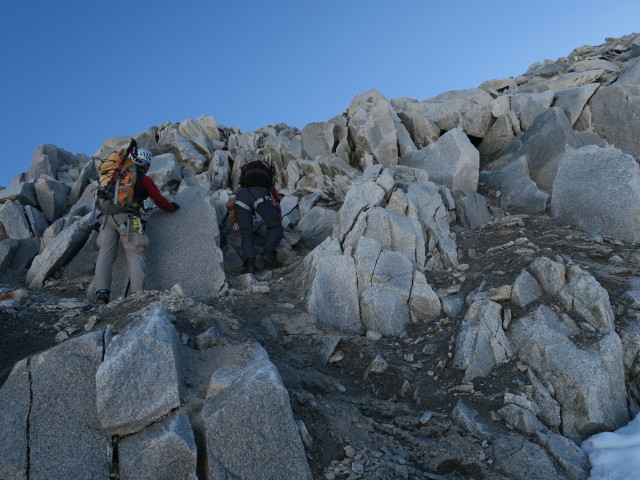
[95,146,140,215]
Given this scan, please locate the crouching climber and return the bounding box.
[93,140,179,304]
[229,159,283,273]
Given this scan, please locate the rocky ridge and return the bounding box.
[2,33,640,479]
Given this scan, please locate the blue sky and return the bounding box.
[1,0,639,187]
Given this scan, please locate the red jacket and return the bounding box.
[140,176,176,212]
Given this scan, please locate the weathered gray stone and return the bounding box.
[478,113,518,157]
[68,159,97,206]
[489,107,581,192]
[590,84,640,158]
[147,153,182,190]
[303,240,361,331]
[95,127,162,158]
[480,156,550,213]
[159,124,208,174]
[451,188,492,230]
[393,98,441,149]
[347,89,400,167]
[371,249,414,300]
[26,144,80,182]
[0,182,38,207]
[208,150,231,190]
[194,326,221,350]
[493,435,566,480]
[454,300,512,382]
[511,269,543,308]
[0,360,30,480]
[300,121,335,160]
[353,236,382,295]
[29,332,109,480]
[299,193,320,218]
[23,205,48,237]
[203,345,312,480]
[518,69,606,94]
[615,56,640,86]
[409,270,441,322]
[551,145,640,243]
[400,128,479,191]
[334,181,386,242]
[0,239,19,273]
[179,118,216,155]
[63,230,99,279]
[407,182,459,269]
[570,59,619,73]
[534,429,590,480]
[119,413,197,480]
[296,206,337,249]
[27,211,93,288]
[511,90,555,131]
[360,286,410,337]
[397,88,493,139]
[317,154,360,180]
[528,257,566,296]
[0,201,32,239]
[508,315,628,442]
[557,264,615,331]
[553,83,600,126]
[498,403,546,435]
[528,369,562,429]
[9,238,40,271]
[96,307,181,436]
[34,176,70,222]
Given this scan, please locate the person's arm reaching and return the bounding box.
[142,176,178,212]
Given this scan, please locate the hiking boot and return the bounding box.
[262,249,282,269]
[96,289,110,305]
[242,257,257,274]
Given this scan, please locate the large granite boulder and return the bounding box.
[400,128,479,191]
[203,345,312,480]
[97,187,225,299]
[590,83,640,158]
[454,300,513,382]
[0,332,109,480]
[118,413,197,480]
[347,89,401,167]
[487,107,582,192]
[25,144,81,182]
[26,211,93,289]
[508,310,628,442]
[96,307,181,436]
[0,201,33,240]
[34,176,70,222]
[303,239,361,331]
[551,145,640,243]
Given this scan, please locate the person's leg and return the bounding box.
[257,202,284,252]
[235,189,257,260]
[121,229,148,294]
[94,216,120,292]
[257,201,284,268]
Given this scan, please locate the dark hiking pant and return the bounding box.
[235,187,283,260]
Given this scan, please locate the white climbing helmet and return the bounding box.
[133,148,152,166]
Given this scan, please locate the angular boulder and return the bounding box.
[551,145,640,243]
[203,346,312,480]
[96,307,181,436]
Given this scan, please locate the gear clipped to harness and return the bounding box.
[95,138,141,215]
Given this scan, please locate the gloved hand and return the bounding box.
[91,222,101,232]
[171,202,180,211]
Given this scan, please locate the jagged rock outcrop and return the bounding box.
[4,32,640,480]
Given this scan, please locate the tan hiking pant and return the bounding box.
[94,213,149,294]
